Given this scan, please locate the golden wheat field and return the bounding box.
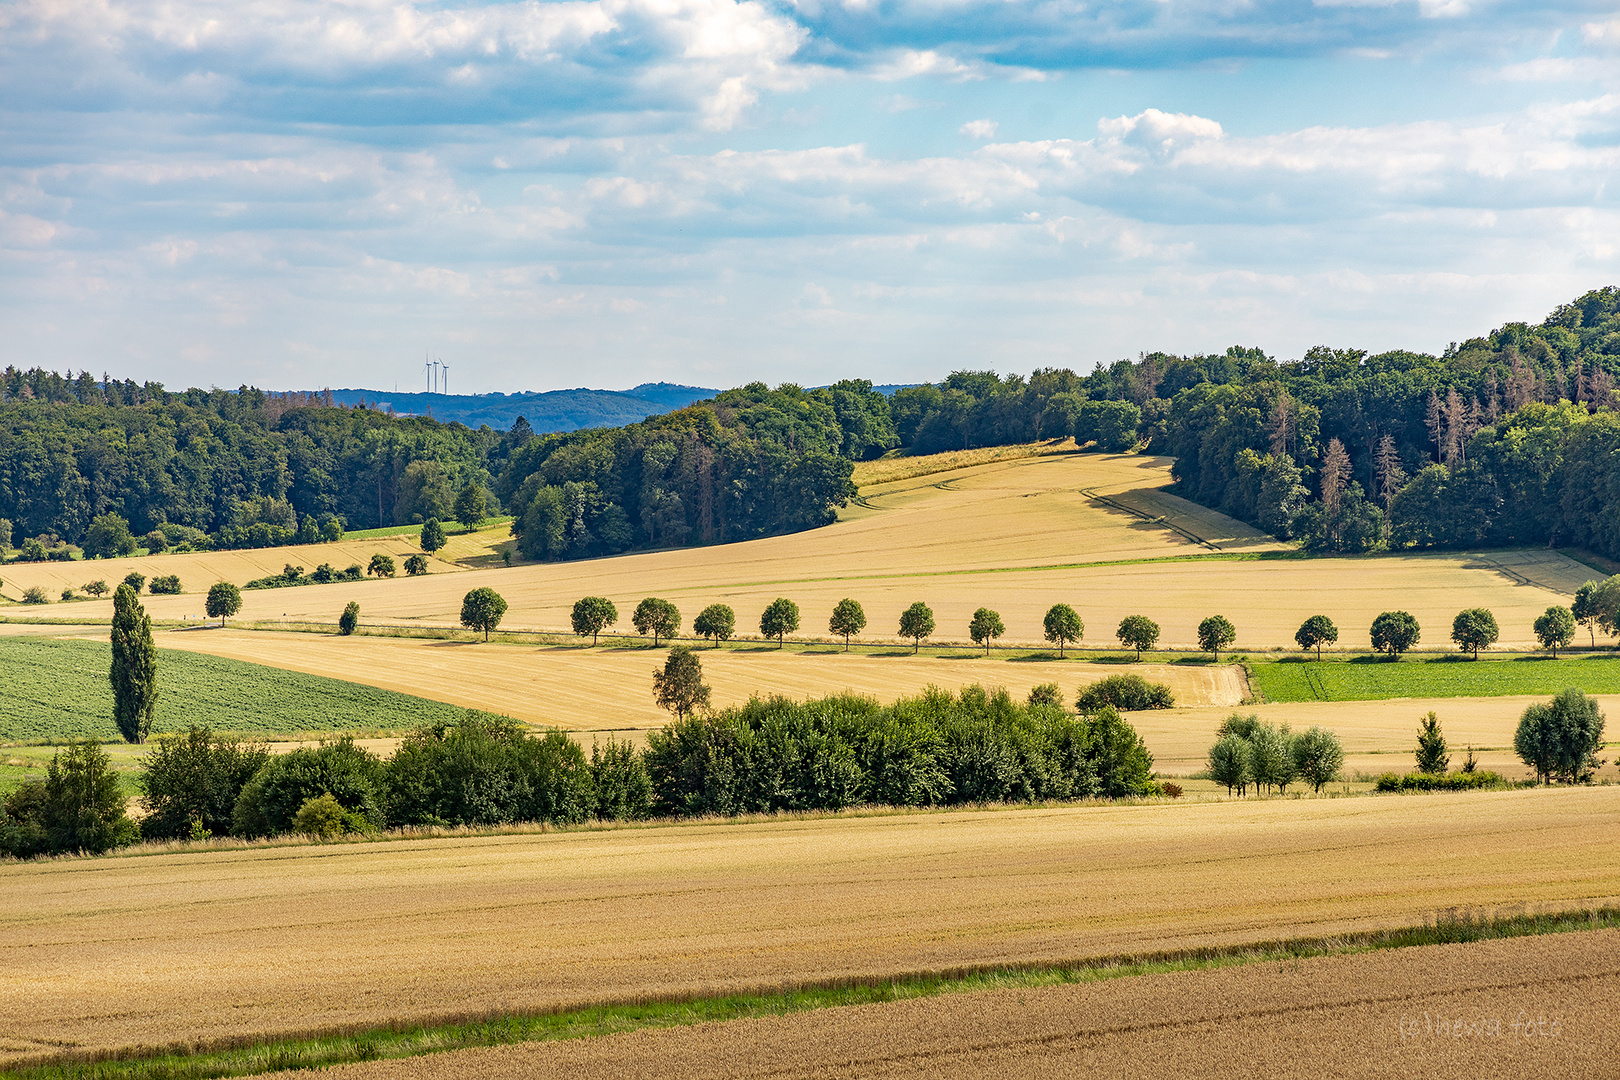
[2,449,1595,652]
[4,788,1617,1064]
[296,929,1620,1080]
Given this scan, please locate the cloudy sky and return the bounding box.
[3,0,1618,394]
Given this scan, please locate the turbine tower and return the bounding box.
[440,362,450,397]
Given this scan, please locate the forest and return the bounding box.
[2,285,1618,562]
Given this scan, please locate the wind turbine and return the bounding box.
[440,362,450,397]
[424,352,433,393]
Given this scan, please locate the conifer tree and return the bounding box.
[110,584,157,744]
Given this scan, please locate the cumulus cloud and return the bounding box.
[959,119,998,139]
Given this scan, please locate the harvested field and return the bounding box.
[4,788,1618,1064]
[298,929,1620,1080]
[1,452,1593,651]
[132,629,1246,733]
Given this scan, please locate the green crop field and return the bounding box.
[1251,654,1620,703]
[0,636,495,744]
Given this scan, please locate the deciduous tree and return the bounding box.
[1534,606,1575,658]
[828,598,866,650]
[1042,603,1083,657]
[571,596,618,645]
[1197,615,1236,661]
[1294,615,1338,659]
[693,603,735,646]
[460,587,508,641]
[760,598,800,647]
[1515,689,1606,784]
[632,597,681,646]
[652,646,710,720]
[205,582,241,627]
[1370,610,1420,659]
[1450,608,1499,659]
[420,518,447,552]
[1116,615,1160,660]
[968,608,1004,655]
[898,601,935,653]
[367,553,396,578]
[339,601,359,636]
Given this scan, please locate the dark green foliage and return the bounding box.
[83,578,108,597]
[642,686,1141,817]
[339,601,360,635]
[403,554,428,576]
[0,742,137,857]
[653,646,710,720]
[1370,610,1420,658]
[139,726,271,840]
[83,512,136,558]
[1116,615,1160,659]
[1042,603,1083,657]
[588,738,654,821]
[1415,711,1449,774]
[367,553,396,577]
[760,597,799,647]
[1071,399,1142,452]
[123,571,146,592]
[454,483,488,529]
[1207,714,1336,795]
[1076,673,1174,712]
[460,587,507,640]
[968,607,1004,654]
[1026,682,1062,707]
[1294,614,1338,658]
[21,585,48,604]
[1450,608,1499,658]
[1572,582,1601,646]
[383,717,591,829]
[206,581,241,625]
[246,562,362,589]
[827,598,866,649]
[1375,770,1506,792]
[632,597,681,646]
[898,601,935,652]
[571,596,618,644]
[110,583,157,743]
[420,518,447,552]
[148,574,181,594]
[1534,606,1575,657]
[693,602,736,645]
[1514,688,1607,784]
[231,737,386,838]
[1207,734,1251,795]
[1291,727,1345,792]
[1196,614,1235,659]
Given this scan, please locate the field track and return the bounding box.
[1,451,1593,649]
[297,929,1620,1080]
[4,787,1617,1064]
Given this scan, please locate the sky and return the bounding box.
[2,0,1618,394]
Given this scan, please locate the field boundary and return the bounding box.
[6,906,1616,1080]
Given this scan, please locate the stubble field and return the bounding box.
[4,788,1618,1066]
[295,928,1620,1080]
[3,449,1594,651]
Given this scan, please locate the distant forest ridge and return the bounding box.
[1,287,1618,566]
[313,383,717,433]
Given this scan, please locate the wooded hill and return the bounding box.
[2,286,1618,562]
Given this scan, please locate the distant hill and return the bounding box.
[319,383,717,433]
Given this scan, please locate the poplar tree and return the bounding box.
[110,584,157,744]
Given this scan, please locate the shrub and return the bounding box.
[339,601,360,635]
[1415,711,1449,774]
[1027,682,1063,707]
[22,586,48,604]
[1160,782,1184,798]
[144,529,168,553]
[383,717,592,828]
[311,563,336,584]
[61,586,75,602]
[123,572,146,592]
[403,554,428,576]
[588,738,654,821]
[342,564,364,581]
[0,742,138,857]
[1374,771,1505,792]
[149,574,182,595]
[292,794,350,839]
[231,738,385,838]
[1514,688,1607,784]
[1076,674,1174,712]
[139,726,271,841]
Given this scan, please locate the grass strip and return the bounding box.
[9,906,1618,1080]
[1248,653,1620,702]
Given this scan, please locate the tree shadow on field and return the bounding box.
[424,640,482,648]
[1092,655,1140,665]
[1426,654,1476,664]
[1170,656,1216,665]
[733,644,785,653]
[1349,654,1398,664]
[1008,652,1065,662]
[869,649,917,658]
[796,648,843,656]
[1512,655,1561,662]
[937,652,983,660]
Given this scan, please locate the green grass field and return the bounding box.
[0,636,495,744]
[1251,653,1620,703]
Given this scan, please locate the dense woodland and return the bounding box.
[3,286,1619,562]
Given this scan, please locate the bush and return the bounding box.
[339,601,360,635]
[1076,674,1174,712]
[61,586,75,601]
[367,553,396,578]
[21,586,48,604]
[149,574,182,595]
[292,793,351,839]
[1374,771,1505,792]
[589,738,654,821]
[0,742,138,857]
[139,727,272,841]
[123,572,146,592]
[1515,688,1607,784]
[383,717,592,828]
[1027,682,1062,707]
[83,512,137,559]
[231,738,385,838]
[404,554,428,576]
[1208,715,1342,795]
[1160,782,1184,798]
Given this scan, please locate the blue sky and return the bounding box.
[2,0,1617,394]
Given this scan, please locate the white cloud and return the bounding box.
[959,118,998,139]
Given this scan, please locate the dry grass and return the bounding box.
[4,451,1590,654]
[306,928,1620,1080]
[849,439,1088,486]
[115,629,1244,735]
[4,788,1618,1064]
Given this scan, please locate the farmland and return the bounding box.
[3,787,1617,1066]
[292,927,1620,1080]
[0,636,488,744]
[1251,654,1620,702]
[2,449,1596,651]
